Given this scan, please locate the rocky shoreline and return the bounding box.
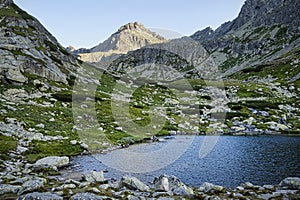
[0,155,299,199]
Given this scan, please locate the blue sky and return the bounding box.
[14,0,245,48]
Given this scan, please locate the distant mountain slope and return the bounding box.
[73,22,167,63]
[0,0,80,85]
[190,0,300,82]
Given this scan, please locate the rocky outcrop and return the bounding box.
[0,2,80,85]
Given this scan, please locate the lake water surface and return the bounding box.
[71,136,300,188]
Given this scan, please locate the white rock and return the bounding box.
[70,140,77,145]
[84,171,104,183]
[34,156,69,168]
[36,123,45,128]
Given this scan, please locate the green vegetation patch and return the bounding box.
[24,140,83,163]
[0,3,35,20]
[0,135,18,170]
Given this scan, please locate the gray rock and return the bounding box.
[263,184,275,190]
[257,193,282,200]
[0,184,21,195]
[34,156,69,168]
[240,182,254,189]
[199,182,225,194]
[70,192,103,200]
[279,177,300,189]
[120,176,150,192]
[84,171,104,183]
[154,175,170,191]
[165,175,194,196]
[126,195,139,200]
[18,177,46,195]
[18,192,63,200]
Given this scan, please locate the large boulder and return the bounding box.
[18,177,47,195]
[154,175,194,196]
[84,171,105,183]
[120,176,150,192]
[279,177,300,190]
[0,184,21,195]
[154,175,169,191]
[199,182,225,194]
[34,156,69,168]
[70,192,103,200]
[18,192,63,200]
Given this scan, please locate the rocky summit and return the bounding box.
[73,22,167,63]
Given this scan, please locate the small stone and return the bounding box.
[70,140,77,145]
[36,123,45,128]
[63,184,76,189]
[236,186,244,191]
[80,143,89,149]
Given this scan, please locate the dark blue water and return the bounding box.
[71,136,300,188]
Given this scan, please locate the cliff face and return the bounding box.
[192,0,300,42]
[0,0,80,85]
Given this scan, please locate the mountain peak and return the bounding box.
[117,22,145,32]
[78,22,167,62]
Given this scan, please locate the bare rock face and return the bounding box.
[190,0,300,79]
[77,22,167,62]
[91,22,166,53]
[0,1,80,85]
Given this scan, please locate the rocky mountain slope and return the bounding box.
[0,0,81,85]
[191,0,300,81]
[72,22,167,63]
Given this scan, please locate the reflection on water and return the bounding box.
[71,136,300,188]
